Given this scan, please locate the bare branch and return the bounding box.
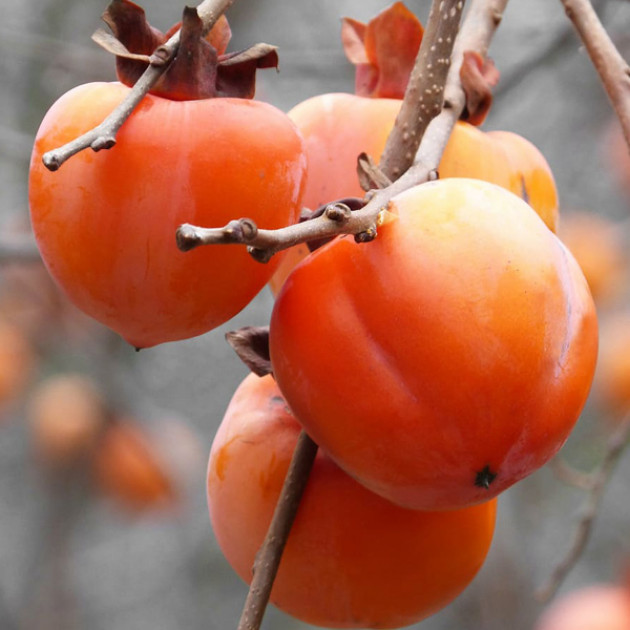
[177,0,509,259]
[560,0,630,150]
[550,455,596,491]
[236,432,318,630]
[415,0,508,170]
[494,0,610,99]
[378,0,465,180]
[41,0,236,171]
[537,419,630,603]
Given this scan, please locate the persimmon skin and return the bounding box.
[29,82,306,348]
[270,94,400,295]
[207,373,497,629]
[441,124,559,232]
[534,585,630,630]
[271,96,558,294]
[270,178,598,511]
[288,94,401,208]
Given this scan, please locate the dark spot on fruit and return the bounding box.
[520,175,530,205]
[474,465,497,489]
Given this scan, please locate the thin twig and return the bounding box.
[41,0,236,171]
[176,0,509,258]
[536,419,630,603]
[494,0,609,98]
[236,432,318,630]
[549,455,596,491]
[379,0,465,180]
[560,0,630,149]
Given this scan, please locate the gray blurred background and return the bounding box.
[1,1,630,629]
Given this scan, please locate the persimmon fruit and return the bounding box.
[269,5,558,294]
[558,210,627,306]
[28,373,106,466]
[270,178,598,510]
[534,584,630,630]
[93,418,176,512]
[0,318,35,410]
[207,373,497,629]
[29,82,306,348]
[594,313,630,418]
[270,110,559,294]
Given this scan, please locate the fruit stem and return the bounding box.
[236,431,318,630]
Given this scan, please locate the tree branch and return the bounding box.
[494,0,610,99]
[176,0,509,259]
[536,419,630,603]
[560,0,630,149]
[236,432,318,630]
[549,455,595,491]
[378,0,465,180]
[41,0,236,171]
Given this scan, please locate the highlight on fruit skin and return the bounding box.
[207,372,497,629]
[534,584,630,630]
[270,178,598,511]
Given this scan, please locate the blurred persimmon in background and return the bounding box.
[594,312,630,422]
[27,373,106,466]
[534,583,630,630]
[92,418,179,514]
[0,317,36,413]
[558,210,627,306]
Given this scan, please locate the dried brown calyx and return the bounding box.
[459,50,500,126]
[93,0,279,100]
[341,1,424,99]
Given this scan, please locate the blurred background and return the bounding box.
[1,0,630,629]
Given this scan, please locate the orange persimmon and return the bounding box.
[534,584,630,630]
[269,6,557,294]
[28,374,105,466]
[208,372,497,628]
[270,179,597,510]
[595,313,630,418]
[29,5,306,348]
[93,419,176,512]
[558,210,627,306]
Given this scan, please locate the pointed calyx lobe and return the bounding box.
[226,327,272,377]
[341,2,424,99]
[93,0,278,100]
[459,51,500,126]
